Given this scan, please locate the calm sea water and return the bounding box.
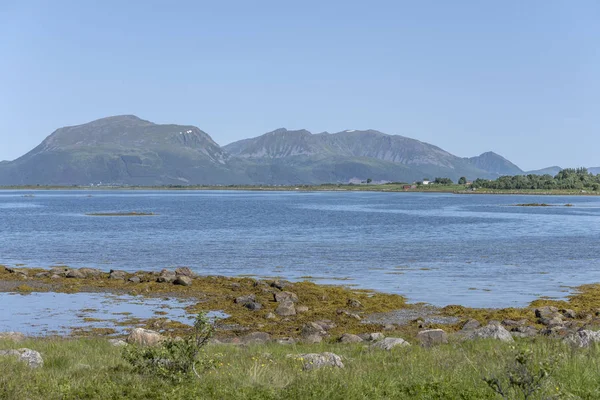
[1,190,600,308]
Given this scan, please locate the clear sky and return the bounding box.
[1,1,598,170]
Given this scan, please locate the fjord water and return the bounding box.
[1,190,600,308]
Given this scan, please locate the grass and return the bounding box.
[1,337,600,399]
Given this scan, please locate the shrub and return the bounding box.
[123,312,215,382]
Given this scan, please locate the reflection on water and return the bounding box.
[0,292,203,336]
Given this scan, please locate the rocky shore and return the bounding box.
[3,265,600,349]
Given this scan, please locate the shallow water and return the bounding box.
[1,190,600,307]
[0,292,200,336]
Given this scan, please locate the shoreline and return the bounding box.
[2,265,599,342]
[1,185,599,196]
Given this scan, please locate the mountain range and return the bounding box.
[0,115,589,186]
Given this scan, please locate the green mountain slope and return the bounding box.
[0,115,244,185]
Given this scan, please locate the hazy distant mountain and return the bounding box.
[224,128,495,182]
[0,116,529,186]
[525,166,563,176]
[589,167,600,175]
[0,115,243,185]
[465,152,523,177]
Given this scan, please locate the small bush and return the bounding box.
[484,349,558,399]
[123,312,215,382]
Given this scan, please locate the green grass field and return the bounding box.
[1,337,598,399]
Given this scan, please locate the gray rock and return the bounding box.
[562,309,577,319]
[265,312,277,319]
[128,276,141,284]
[540,326,571,338]
[337,309,361,320]
[460,319,481,331]
[270,280,287,290]
[35,272,49,278]
[464,324,514,342]
[301,334,323,344]
[339,333,363,344]
[564,330,600,348]
[244,301,262,311]
[535,306,560,319]
[66,269,86,279]
[235,294,256,304]
[510,326,538,338]
[314,320,336,331]
[274,291,298,303]
[78,268,103,277]
[108,339,127,347]
[0,348,43,368]
[175,267,196,277]
[241,332,271,345]
[0,332,26,342]
[540,316,564,327]
[156,269,176,283]
[301,322,327,337]
[275,301,296,316]
[126,328,164,346]
[347,298,363,309]
[298,352,344,370]
[296,305,309,313]
[109,269,126,280]
[371,337,410,351]
[359,332,385,341]
[417,329,448,347]
[49,267,69,277]
[174,276,193,286]
[276,338,297,345]
[50,274,62,280]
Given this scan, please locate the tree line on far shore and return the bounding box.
[471,168,600,191]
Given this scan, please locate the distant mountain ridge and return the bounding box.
[0,114,565,186]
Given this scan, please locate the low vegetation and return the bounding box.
[2,336,600,399]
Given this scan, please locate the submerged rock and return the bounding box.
[0,348,43,368]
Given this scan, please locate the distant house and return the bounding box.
[403,185,417,190]
[422,180,431,185]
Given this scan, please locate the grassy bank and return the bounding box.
[1,337,598,399]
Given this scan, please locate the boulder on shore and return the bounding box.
[126,328,165,346]
[417,329,448,347]
[0,348,43,368]
[464,323,514,342]
[275,301,296,316]
[371,337,410,351]
[290,352,344,371]
[564,330,600,348]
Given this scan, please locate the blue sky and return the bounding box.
[1,1,598,170]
